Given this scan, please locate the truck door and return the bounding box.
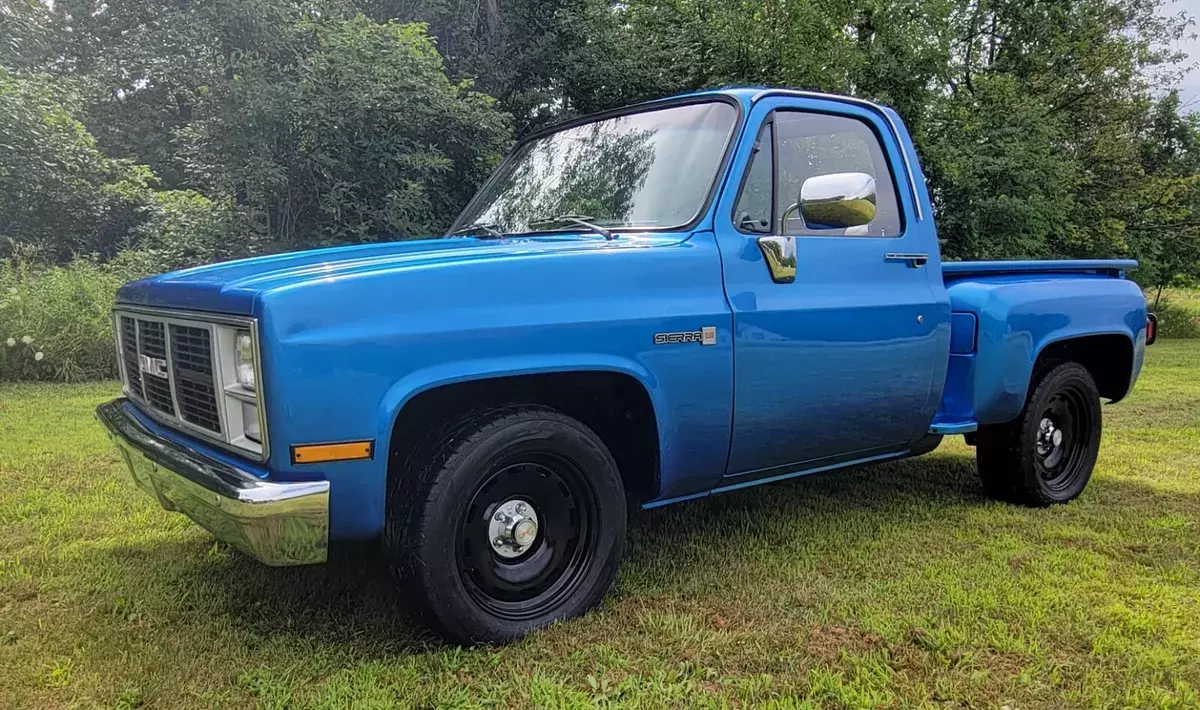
[714,96,948,476]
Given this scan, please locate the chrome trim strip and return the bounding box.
[97,398,327,566]
[223,385,258,404]
[115,304,261,327]
[884,252,929,268]
[750,89,924,222]
[112,305,270,463]
[133,316,148,401]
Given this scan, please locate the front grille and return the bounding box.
[170,324,222,434]
[137,320,176,416]
[118,312,222,436]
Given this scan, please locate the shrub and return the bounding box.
[0,258,146,382]
[127,190,258,273]
[1151,294,1200,339]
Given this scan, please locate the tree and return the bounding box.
[1127,92,1200,301]
[180,16,512,247]
[0,69,153,262]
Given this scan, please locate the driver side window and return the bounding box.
[733,110,903,237]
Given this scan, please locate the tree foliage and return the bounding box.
[0,0,1196,291]
[0,68,153,262]
[180,16,511,247]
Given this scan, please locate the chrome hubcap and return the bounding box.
[1036,417,1064,466]
[488,498,539,559]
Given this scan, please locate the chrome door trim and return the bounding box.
[884,252,929,268]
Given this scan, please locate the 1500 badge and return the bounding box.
[654,326,717,346]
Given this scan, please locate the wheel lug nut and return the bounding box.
[493,538,504,548]
[494,511,505,522]
[515,503,526,514]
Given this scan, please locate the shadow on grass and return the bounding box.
[103,448,1197,652]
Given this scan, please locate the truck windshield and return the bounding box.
[452,101,738,235]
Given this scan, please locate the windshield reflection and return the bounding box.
[453,101,738,235]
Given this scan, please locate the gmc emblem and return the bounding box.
[138,354,169,378]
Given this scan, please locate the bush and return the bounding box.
[0,258,147,382]
[127,190,257,273]
[1151,293,1200,339]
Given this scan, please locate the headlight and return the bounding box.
[234,330,256,390]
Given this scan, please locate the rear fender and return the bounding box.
[941,276,1147,425]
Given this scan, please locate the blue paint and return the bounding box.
[949,313,977,354]
[114,87,1150,542]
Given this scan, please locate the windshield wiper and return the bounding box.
[449,222,507,238]
[527,214,615,240]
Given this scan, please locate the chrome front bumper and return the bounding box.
[97,398,329,566]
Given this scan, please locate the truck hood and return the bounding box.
[117,233,683,315]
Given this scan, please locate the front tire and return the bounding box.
[385,407,626,644]
[976,361,1102,506]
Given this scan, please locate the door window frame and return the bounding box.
[727,105,911,239]
[732,119,776,235]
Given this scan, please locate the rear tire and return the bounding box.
[976,362,1102,506]
[384,406,626,644]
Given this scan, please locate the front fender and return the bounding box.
[253,232,734,539]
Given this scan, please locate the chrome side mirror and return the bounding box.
[789,172,877,231]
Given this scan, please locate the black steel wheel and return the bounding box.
[977,361,1102,506]
[384,406,626,644]
[458,456,600,621]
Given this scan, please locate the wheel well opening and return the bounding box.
[1035,334,1134,402]
[388,372,661,506]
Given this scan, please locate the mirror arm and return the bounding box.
[779,202,802,235]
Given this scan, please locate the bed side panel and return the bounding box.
[942,274,1147,425]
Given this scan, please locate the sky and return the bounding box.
[1165,0,1200,110]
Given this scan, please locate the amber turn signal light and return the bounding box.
[291,440,373,465]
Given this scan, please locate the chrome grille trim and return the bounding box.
[112,306,268,462]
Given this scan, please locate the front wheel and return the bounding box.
[384,407,626,644]
[976,361,1102,506]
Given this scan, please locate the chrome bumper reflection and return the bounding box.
[97,398,329,566]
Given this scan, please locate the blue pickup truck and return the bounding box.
[97,87,1155,643]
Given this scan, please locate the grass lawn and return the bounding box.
[2,343,1199,709]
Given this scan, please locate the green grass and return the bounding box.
[2,344,1199,709]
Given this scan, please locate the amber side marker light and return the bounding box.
[292,440,374,465]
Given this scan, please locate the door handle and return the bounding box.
[885,252,928,268]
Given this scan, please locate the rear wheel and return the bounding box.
[385,407,626,643]
[976,361,1102,506]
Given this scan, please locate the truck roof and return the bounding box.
[636,86,896,113]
